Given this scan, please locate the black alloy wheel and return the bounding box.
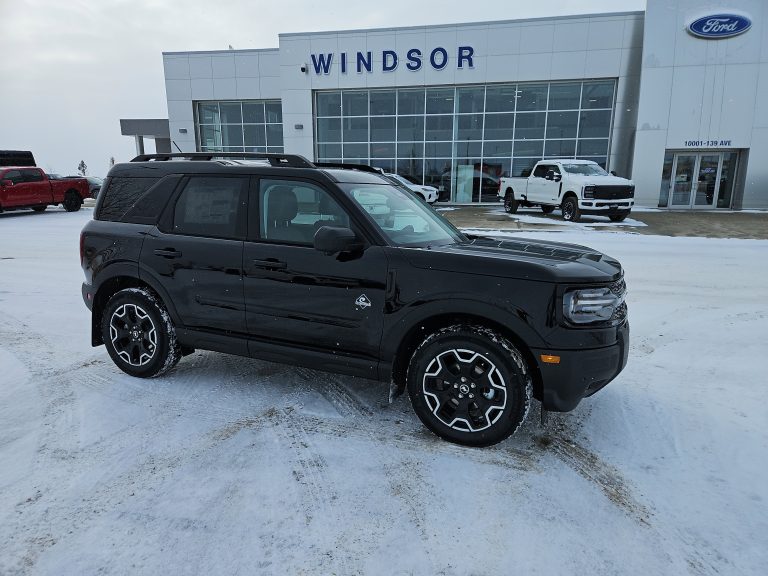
[561,196,580,222]
[407,325,531,447]
[63,191,82,212]
[102,288,181,378]
[503,191,518,214]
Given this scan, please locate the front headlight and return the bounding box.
[563,286,625,324]
[583,185,595,199]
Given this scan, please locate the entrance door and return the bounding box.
[670,155,696,207]
[667,152,738,209]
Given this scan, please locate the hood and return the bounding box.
[565,173,634,186]
[404,236,623,283]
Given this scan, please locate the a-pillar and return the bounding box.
[134,135,145,156]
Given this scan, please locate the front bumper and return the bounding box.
[533,321,629,412]
[579,199,634,215]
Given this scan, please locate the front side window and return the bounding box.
[259,179,350,245]
[340,182,463,247]
[172,177,247,239]
[2,170,23,183]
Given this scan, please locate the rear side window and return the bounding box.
[20,169,44,182]
[172,176,247,240]
[122,175,182,225]
[97,177,160,221]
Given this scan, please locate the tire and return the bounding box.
[541,205,555,214]
[609,213,628,222]
[101,287,181,378]
[32,205,47,213]
[407,325,532,447]
[63,190,82,212]
[503,190,518,214]
[561,196,580,222]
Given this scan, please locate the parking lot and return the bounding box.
[1,206,767,575]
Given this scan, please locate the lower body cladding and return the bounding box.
[533,321,629,412]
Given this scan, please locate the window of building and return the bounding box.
[196,100,284,154]
[315,79,616,202]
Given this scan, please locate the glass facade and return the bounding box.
[315,80,615,202]
[196,100,284,153]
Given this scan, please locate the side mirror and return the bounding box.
[314,226,363,255]
[0,179,13,187]
[545,170,554,181]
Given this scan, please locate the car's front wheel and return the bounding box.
[561,196,580,222]
[407,325,532,447]
[101,287,181,378]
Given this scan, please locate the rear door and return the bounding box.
[21,168,49,203]
[242,177,388,365]
[140,175,249,334]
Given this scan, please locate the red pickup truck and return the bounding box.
[0,167,90,213]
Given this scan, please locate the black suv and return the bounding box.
[80,153,629,447]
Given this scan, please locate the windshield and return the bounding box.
[339,183,464,247]
[561,163,608,176]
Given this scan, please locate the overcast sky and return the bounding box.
[0,0,644,175]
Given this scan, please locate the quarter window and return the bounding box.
[172,177,247,239]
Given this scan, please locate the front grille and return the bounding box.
[593,185,634,200]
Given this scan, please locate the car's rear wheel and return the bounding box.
[63,190,82,212]
[407,325,532,447]
[541,205,555,214]
[102,287,181,378]
[32,205,47,212]
[503,190,518,214]
[561,196,580,222]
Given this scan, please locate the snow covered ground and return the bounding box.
[1,207,767,575]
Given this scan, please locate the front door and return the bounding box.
[243,177,388,364]
[1,169,36,207]
[668,152,739,209]
[527,163,560,204]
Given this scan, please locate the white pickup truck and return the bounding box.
[498,159,635,222]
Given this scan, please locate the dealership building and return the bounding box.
[141,0,767,209]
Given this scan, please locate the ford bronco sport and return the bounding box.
[80,153,629,447]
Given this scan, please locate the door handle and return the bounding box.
[154,248,182,258]
[252,258,287,270]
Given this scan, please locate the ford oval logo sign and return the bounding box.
[688,14,752,39]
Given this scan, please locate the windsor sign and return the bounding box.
[687,14,752,39]
[309,46,475,75]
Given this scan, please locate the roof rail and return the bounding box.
[313,161,383,174]
[130,152,315,168]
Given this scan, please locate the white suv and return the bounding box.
[384,173,439,204]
